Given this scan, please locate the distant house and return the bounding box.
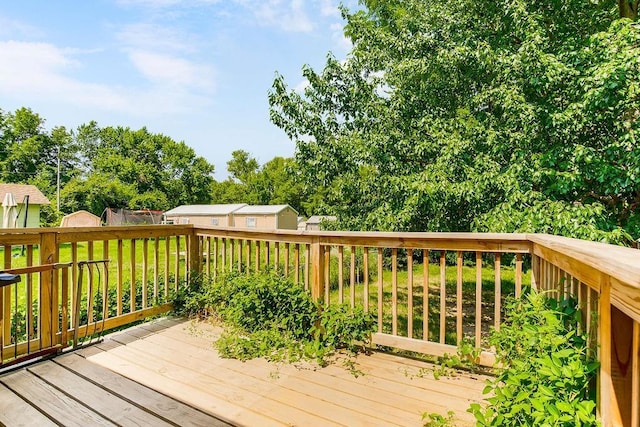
[305,215,337,231]
[0,184,50,228]
[60,210,101,228]
[163,204,247,226]
[232,205,299,230]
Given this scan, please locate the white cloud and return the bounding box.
[0,16,43,39]
[240,0,314,33]
[294,78,309,94]
[117,23,197,54]
[0,41,213,117]
[330,23,351,53]
[316,0,339,17]
[116,22,216,92]
[128,50,215,91]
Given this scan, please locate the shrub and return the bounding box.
[175,271,376,365]
[468,290,599,426]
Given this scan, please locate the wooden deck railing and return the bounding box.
[1,225,639,425]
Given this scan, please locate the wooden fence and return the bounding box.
[0,225,638,425]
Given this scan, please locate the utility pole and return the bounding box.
[56,145,61,211]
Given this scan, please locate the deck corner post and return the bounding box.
[310,237,325,301]
[598,273,624,425]
[39,232,58,348]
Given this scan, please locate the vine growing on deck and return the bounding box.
[173,271,375,369]
[468,290,599,426]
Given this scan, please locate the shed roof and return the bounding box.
[306,215,337,224]
[0,184,50,205]
[234,205,298,215]
[164,204,247,216]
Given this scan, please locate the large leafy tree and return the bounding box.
[270,0,640,243]
[62,124,215,215]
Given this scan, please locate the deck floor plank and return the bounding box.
[91,341,345,426]
[88,348,290,427]
[0,382,58,427]
[0,370,118,427]
[28,360,176,427]
[55,353,231,427]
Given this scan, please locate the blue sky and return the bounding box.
[0,0,356,179]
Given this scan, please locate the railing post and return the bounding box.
[188,228,201,282]
[598,273,624,425]
[310,237,325,301]
[39,232,58,348]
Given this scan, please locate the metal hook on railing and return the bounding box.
[73,259,110,349]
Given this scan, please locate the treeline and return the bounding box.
[0,107,317,225]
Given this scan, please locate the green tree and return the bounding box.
[270,0,640,243]
[63,124,215,215]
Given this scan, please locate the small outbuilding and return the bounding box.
[232,205,299,230]
[0,184,50,228]
[305,215,337,231]
[60,210,101,228]
[163,204,247,226]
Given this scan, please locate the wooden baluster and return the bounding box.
[213,237,219,278]
[265,241,270,268]
[275,242,280,272]
[245,240,251,273]
[494,253,501,331]
[142,239,149,309]
[205,237,211,277]
[350,246,356,309]
[130,239,136,313]
[294,244,300,285]
[3,245,11,347]
[475,251,482,348]
[304,244,310,291]
[392,248,398,336]
[323,246,330,305]
[407,249,413,339]
[26,246,33,340]
[237,239,243,273]
[284,243,290,277]
[515,253,522,298]
[440,251,446,344]
[117,240,123,316]
[378,248,383,334]
[88,241,94,324]
[456,250,463,345]
[61,266,69,346]
[255,241,261,273]
[338,246,344,304]
[363,247,369,313]
[174,236,180,291]
[103,240,110,319]
[164,237,170,300]
[423,249,429,341]
[221,238,227,274]
[229,239,234,272]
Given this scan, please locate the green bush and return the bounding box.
[175,271,376,365]
[469,290,599,426]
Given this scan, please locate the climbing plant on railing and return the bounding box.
[468,290,599,426]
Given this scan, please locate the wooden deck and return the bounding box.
[0,318,489,426]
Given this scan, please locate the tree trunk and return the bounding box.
[619,0,639,19]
